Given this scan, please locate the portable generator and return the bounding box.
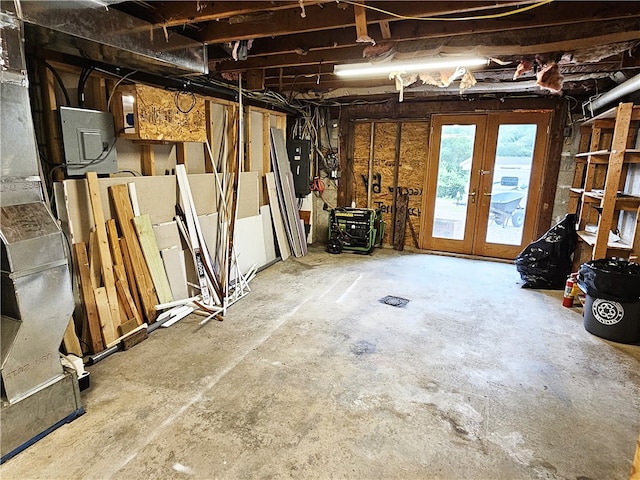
[327,208,385,254]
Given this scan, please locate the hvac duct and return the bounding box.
[1,1,83,463]
[20,0,208,76]
[584,73,640,116]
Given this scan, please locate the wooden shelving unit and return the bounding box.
[569,102,640,267]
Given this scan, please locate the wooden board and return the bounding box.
[393,191,408,251]
[72,242,104,353]
[62,318,83,357]
[86,172,120,341]
[134,84,206,142]
[119,238,143,318]
[109,184,158,322]
[265,172,291,261]
[114,264,143,326]
[93,286,116,346]
[133,214,174,304]
[161,247,189,300]
[397,122,429,246]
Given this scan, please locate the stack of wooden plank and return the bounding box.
[71,172,155,355]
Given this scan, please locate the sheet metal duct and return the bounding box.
[584,72,640,116]
[19,0,208,76]
[1,1,82,462]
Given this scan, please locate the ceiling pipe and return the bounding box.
[584,72,640,116]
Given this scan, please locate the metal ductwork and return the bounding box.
[584,72,640,116]
[1,1,83,463]
[20,0,208,76]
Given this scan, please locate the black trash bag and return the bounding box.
[578,258,640,301]
[514,214,577,289]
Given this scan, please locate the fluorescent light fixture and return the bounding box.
[334,57,488,78]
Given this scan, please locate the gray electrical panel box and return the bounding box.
[287,139,311,197]
[59,106,118,176]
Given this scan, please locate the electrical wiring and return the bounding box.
[43,61,71,106]
[106,70,139,110]
[174,90,197,113]
[338,0,553,22]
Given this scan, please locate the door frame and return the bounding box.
[419,114,487,253]
[419,111,551,259]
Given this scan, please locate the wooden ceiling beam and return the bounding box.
[194,1,539,44]
[206,2,640,61]
[212,19,640,72]
[132,1,335,29]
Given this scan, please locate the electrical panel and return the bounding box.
[59,106,118,176]
[286,139,311,197]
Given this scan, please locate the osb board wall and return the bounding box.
[353,122,397,244]
[352,121,428,247]
[135,85,206,142]
[398,122,429,247]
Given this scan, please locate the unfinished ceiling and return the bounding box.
[21,1,639,103]
[107,0,640,101]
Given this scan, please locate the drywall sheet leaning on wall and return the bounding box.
[55,174,219,244]
[270,127,307,257]
[237,171,260,220]
[265,172,291,261]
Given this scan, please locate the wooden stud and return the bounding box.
[88,230,101,289]
[39,64,66,182]
[114,264,143,327]
[593,103,633,259]
[86,172,121,340]
[379,20,391,39]
[72,242,105,354]
[109,184,159,322]
[393,191,408,251]
[106,219,124,266]
[141,144,155,176]
[133,214,174,304]
[93,287,117,346]
[62,318,83,357]
[176,142,188,172]
[120,237,143,317]
[353,3,369,41]
[204,100,214,173]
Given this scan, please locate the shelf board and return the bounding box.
[577,230,632,250]
[574,149,640,164]
[581,191,640,208]
[569,187,584,195]
[582,105,640,125]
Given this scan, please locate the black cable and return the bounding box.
[44,61,71,106]
[77,66,94,107]
[174,91,196,114]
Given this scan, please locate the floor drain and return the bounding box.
[379,296,409,308]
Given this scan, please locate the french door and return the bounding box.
[419,112,551,259]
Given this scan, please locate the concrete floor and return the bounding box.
[2,247,639,479]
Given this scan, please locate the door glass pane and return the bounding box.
[432,124,475,240]
[485,124,537,245]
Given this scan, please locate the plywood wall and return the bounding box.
[134,85,207,142]
[351,120,428,247]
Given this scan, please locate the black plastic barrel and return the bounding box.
[578,259,640,344]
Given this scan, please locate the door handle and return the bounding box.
[468,189,477,204]
[483,192,492,197]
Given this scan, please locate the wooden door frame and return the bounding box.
[419,114,487,252]
[419,111,552,259]
[473,111,551,258]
